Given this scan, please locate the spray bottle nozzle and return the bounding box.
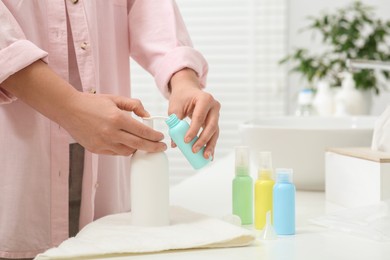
[235,146,250,176]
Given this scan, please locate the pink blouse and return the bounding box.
[0,0,208,258]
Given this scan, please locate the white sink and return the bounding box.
[239,116,376,191]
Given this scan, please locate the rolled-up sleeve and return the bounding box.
[128,0,208,99]
[0,2,48,104]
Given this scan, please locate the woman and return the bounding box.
[0,0,220,258]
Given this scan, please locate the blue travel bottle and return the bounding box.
[165,114,212,169]
[273,168,295,235]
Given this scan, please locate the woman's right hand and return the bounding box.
[1,60,166,156]
[59,92,167,156]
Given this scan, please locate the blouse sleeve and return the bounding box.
[128,0,208,99]
[0,2,48,105]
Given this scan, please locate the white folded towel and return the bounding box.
[35,206,256,259]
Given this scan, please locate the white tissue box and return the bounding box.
[325,147,390,207]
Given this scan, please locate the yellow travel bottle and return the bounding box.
[254,151,275,230]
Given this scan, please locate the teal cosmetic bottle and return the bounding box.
[232,146,253,225]
[165,114,211,170]
[273,168,296,235]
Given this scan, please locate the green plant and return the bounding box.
[280,1,390,94]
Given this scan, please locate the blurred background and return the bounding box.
[130,0,390,185]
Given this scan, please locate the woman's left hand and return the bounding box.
[168,68,220,160]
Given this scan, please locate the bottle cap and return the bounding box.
[276,168,293,183]
[258,151,273,179]
[235,146,249,176]
[298,89,314,105]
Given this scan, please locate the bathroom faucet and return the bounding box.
[347,59,390,72]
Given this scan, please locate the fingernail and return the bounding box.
[193,146,200,153]
[163,144,168,151]
[205,151,210,159]
[185,137,191,143]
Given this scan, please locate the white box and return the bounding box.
[325,147,390,207]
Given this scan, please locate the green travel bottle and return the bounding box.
[232,146,253,225]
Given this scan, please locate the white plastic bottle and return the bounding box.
[130,118,169,226]
[295,89,316,116]
[313,81,334,116]
[334,72,366,115]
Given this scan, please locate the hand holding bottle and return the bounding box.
[59,93,167,155]
[168,68,220,159]
[1,60,167,156]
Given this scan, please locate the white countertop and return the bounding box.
[106,153,390,260]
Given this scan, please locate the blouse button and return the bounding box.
[89,88,97,94]
[71,0,79,4]
[80,41,88,50]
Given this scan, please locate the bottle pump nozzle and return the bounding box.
[142,116,169,129]
[142,118,154,128]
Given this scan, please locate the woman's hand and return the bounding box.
[59,93,167,156]
[1,60,166,156]
[168,68,220,159]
